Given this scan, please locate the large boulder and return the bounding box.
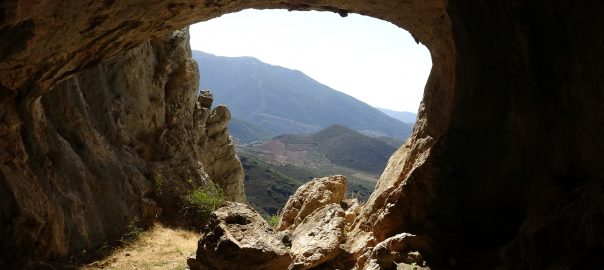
[277,175,347,231]
[188,202,293,270]
[190,176,355,270]
[355,233,431,270]
[290,203,347,270]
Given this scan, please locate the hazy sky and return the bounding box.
[189,9,432,113]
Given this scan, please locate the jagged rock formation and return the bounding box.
[277,175,347,231]
[0,27,244,265]
[189,176,355,270]
[188,202,293,270]
[199,104,246,201]
[355,233,431,270]
[1,0,603,268]
[289,203,346,269]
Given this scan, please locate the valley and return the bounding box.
[193,50,416,218]
[237,124,400,217]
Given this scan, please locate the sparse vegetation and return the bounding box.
[180,182,225,227]
[239,149,375,217]
[265,213,280,228]
[121,216,144,243]
[82,224,199,270]
[152,172,164,194]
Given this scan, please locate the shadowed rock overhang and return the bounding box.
[1,0,603,269]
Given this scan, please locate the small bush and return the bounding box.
[266,213,280,228]
[121,216,144,243]
[180,182,225,226]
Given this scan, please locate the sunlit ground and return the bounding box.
[81,225,199,270]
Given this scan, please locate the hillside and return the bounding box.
[277,125,397,174]
[228,117,277,144]
[193,51,413,139]
[239,152,303,217]
[238,124,394,216]
[239,150,375,217]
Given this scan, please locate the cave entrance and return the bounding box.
[188,9,431,216]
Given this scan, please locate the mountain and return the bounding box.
[277,125,397,174]
[239,150,375,217]
[228,117,277,144]
[239,124,390,215]
[377,108,417,124]
[193,51,412,139]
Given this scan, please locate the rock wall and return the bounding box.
[1,0,603,268]
[346,2,604,269]
[0,28,244,264]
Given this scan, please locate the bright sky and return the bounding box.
[189,9,432,113]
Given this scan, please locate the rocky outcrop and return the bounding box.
[342,198,361,229]
[187,202,293,270]
[277,175,347,231]
[355,233,431,270]
[289,203,346,270]
[199,104,245,201]
[190,177,352,270]
[0,27,244,265]
[2,0,604,268]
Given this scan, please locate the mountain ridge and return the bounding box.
[193,51,413,139]
[377,107,417,123]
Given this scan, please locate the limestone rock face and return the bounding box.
[277,175,347,231]
[290,203,346,270]
[0,28,244,264]
[200,105,245,202]
[188,202,293,270]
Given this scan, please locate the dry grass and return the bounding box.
[81,224,199,270]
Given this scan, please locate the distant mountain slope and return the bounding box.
[378,108,417,124]
[276,125,397,174]
[228,117,277,144]
[194,51,412,139]
[239,150,374,217]
[239,152,303,217]
[374,136,406,148]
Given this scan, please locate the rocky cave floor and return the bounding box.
[59,175,420,270]
[78,225,199,270]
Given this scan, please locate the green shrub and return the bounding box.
[265,213,280,228]
[153,172,164,194]
[181,182,225,225]
[120,216,144,243]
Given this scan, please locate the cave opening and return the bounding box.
[188,9,432,216]
[8,1,599,268]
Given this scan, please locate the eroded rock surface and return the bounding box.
[187,202,293,270]
[200,105,245,201]
[0,28,244,264]
[355,233,431,270]
[290,203,346,270]
[191,177,352,270]
[277,175,347,231]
